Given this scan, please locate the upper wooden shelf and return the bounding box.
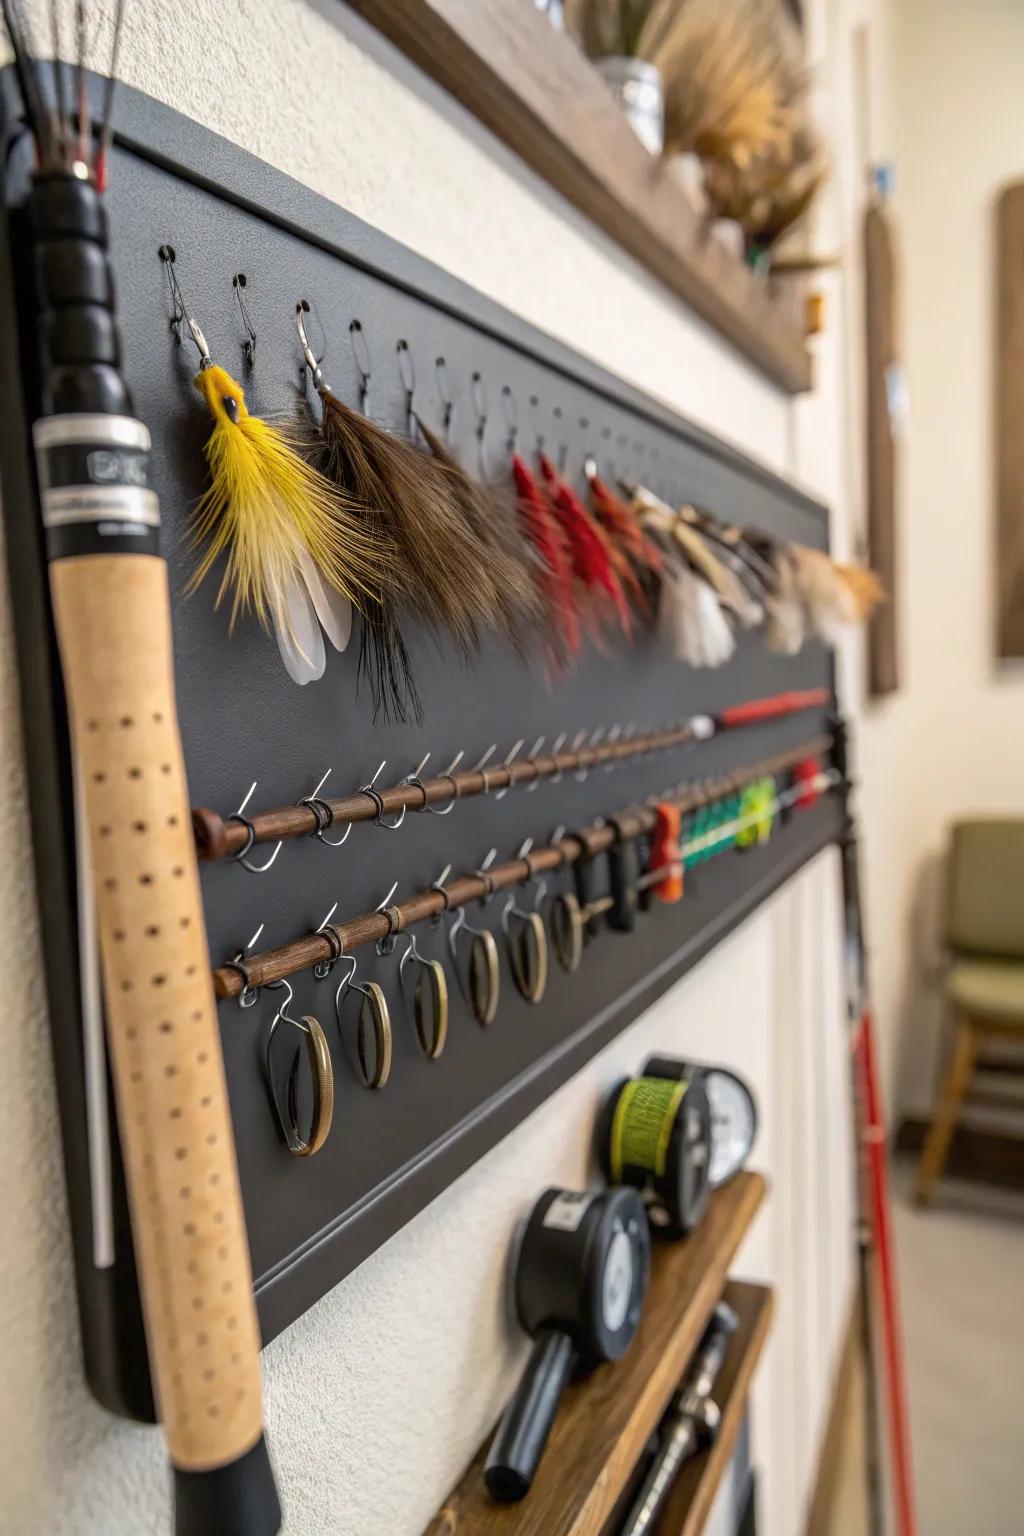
[425,1170,768,1536]
[347,0,812,395]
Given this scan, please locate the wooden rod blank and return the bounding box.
[192,688,832,861]
[213,735,832,999]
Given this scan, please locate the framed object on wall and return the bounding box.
[864,183,900,695]
[996,180,1024,658]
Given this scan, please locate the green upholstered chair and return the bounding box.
[915,818,1024,1204]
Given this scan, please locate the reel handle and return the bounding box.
[484,1328,576,1503]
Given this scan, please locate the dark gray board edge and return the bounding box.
[256,798,841,1343]
[0,65,827,526]
[0,64,838,1372]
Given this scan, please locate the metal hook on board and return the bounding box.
[435,355,454,441]
[473,743,498,796]
[158,244,212,368]
[501,384,519,454]
[493,740,525,802]
[227,782,284,874]
[225,922,266,1010]
[424,750,465,817]
[396,338,416,437]
[374,880,403,956]
[297,768,352,849]
[525,736,546,792]
[350,318,372,412]
[361,761,407,831]
[296,299,329,391]
[232,272,257,369]
[472,371,492,477]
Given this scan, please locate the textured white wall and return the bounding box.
[883,0,1024,1118]
[0,2,870,1534]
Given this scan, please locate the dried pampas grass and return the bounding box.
[640,0,806,168]
[703,124,828,244]
[566,0,825,247]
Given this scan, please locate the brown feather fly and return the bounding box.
[297,310,543,669]
[414,415,546,656]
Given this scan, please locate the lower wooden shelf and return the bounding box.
[653,1280,774,1536]
[425,1170,767,1536]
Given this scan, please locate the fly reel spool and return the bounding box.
[598,1064,713,1235]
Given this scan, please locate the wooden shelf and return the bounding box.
[346,0,812,395]
[653,1281,774,1536]
[425,1171,767,1536]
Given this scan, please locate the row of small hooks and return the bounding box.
[224,725,648,875]
[165,250,682,492]
[236,749,838,1157]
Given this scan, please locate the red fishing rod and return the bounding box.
[715,685,830,729]
[2,5,279,1531]
[834,715,917,1536]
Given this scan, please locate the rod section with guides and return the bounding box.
[212,734,833,998]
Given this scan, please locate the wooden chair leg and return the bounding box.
[914,1020,978,1206]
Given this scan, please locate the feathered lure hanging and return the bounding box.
[586,465,663,584]
[585,463,663,623]
[539,452,632,635]
[414,413,545,656]
[164,258,380,686]
[511,451,580,667]
[632,486,737,668]
[787,544,886,641]
[678,505,766,629]
[296,308,541,694]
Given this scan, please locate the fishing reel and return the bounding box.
[597,1056,757,1236]
[485,1185,651,1502]
[598,1062,712,1235]
[645,1056,758,1191]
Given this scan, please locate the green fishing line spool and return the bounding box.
[597,1067,712,1236]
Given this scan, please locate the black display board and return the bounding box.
[0,71,839,1420]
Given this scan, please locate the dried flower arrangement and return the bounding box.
[564,0,826,251]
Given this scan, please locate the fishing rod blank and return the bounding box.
[3,10,280,1530]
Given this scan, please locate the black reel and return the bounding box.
[597,1064,713,1236]
[644,1055,758,1190]
[484,1185,650,1503]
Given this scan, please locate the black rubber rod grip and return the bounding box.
[484,1329,576,1502]
[174,1437,281,1536]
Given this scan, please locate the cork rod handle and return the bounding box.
[50,552,278,1534]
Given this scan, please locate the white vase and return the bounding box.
[595,57,664,155]
[534,0,565,29]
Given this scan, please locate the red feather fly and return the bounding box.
[511,453,580,663]
[539,453,631,634]
[587,469,663,576]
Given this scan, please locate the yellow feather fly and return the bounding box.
[189,365,385,683]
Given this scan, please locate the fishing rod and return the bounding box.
[834,715,917,1536]
[1,6,279,1532]
[617,1302,737,1536]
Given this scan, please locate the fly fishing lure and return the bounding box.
[296,306,540,674]
[163,258,381,686]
